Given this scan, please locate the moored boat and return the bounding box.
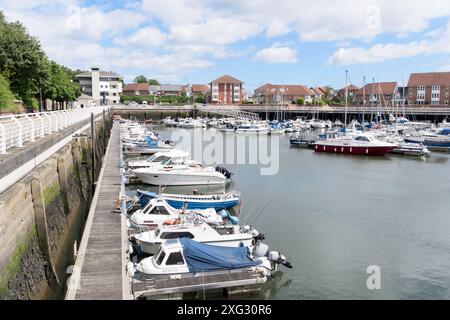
[136,189,241,210]
[134,238,292,278]
[133,222,260,255]
[313,134,397,156]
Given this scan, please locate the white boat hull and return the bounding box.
[134,171,227,186]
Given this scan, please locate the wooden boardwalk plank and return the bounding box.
[74,123,125,300]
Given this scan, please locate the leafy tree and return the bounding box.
[296,98,305,106]
[42,61,81,110]
[0,74,18,112]
[194,94,207,104]
[332,96,343,105]
[148,79,159,85]
[0,11,48,107]
[134,75,148,83]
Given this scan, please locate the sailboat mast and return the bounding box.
[370,77,375,123]
[344,70,348,129]
[362,76,366,130]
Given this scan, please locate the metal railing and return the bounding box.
[0,106,109,154]
[233,105,450,115]
[196,104,260,120]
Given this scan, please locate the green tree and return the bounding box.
[0,11,48,107]
[194,94,207,104]
[0,74,18,112]
[134,75,148,83]
[296,98,305,106]
[148,79,159,85]
[42,61,81,110]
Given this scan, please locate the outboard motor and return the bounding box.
[268,251,293,269]
[215,166,233,179]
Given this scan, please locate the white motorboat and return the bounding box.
[162,117,177,127]
[127,150,193,169]
[133,220,261,255]
[128,197,223,229]
[235,122,270,134]
[132,165,233,186]
[177,118,206,128]
[123,134,174,155]
[134,238,292,278]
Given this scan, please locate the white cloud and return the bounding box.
[254,45,298,63]
[114,27,168,47]
[328,21,450,65]
[5,0,450,80]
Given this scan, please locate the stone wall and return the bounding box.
[0,116,112,299]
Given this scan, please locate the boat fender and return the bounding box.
[228,215,239,225]
[218,209,229,218]
[253,242,269,258]
[126,262,135,277]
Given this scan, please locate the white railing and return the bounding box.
[196,104,260,120]
[0,106,109,155]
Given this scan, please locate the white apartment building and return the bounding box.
[75,67,123,105]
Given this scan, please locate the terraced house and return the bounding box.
[355,82,399,107]
[254,84,314,105]
[407,72,450,107]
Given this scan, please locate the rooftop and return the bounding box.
[408,72,450,87]
[357,82,398,95]
[123,83,150,91]
[255,84,314,96]
[75,70,122,79]
[210,74,243,84]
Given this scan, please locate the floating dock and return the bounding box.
[132,271,267,299]
[66,123,131,300]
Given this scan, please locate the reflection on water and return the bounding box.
[126,125,450,299]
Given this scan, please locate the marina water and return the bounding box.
[128,125,450,299]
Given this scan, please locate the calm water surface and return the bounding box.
[129,125,450,299]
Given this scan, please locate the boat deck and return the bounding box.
[66,122,131,300]
[132,271,267,299]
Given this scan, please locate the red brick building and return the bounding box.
[191,84,210,96]
[254,84,314,104]
[337,84,359,99]
[407,72,450,107]
[123,83,150,96]
[355,82,399,107]
[209,75,243,104]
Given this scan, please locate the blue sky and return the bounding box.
[2,0,450,91]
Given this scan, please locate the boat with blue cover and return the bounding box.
[137,189,241,210]
[135,238,292,278]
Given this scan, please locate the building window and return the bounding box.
[432,85,440,91]
[417,86,425,91]
[446,100,449,105]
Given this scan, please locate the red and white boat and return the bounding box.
[313,133,397,156]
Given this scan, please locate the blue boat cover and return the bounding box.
[179,238,261,272]
[146,135,158,148]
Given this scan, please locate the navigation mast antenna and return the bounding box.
[344,70,349,130]
[362,76,366,131]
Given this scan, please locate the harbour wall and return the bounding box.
[0,115,112,299]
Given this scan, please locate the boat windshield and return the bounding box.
[354,136,371,142]
[147,205,171,215]
[155,228,161,237]
[156,250,166,266]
